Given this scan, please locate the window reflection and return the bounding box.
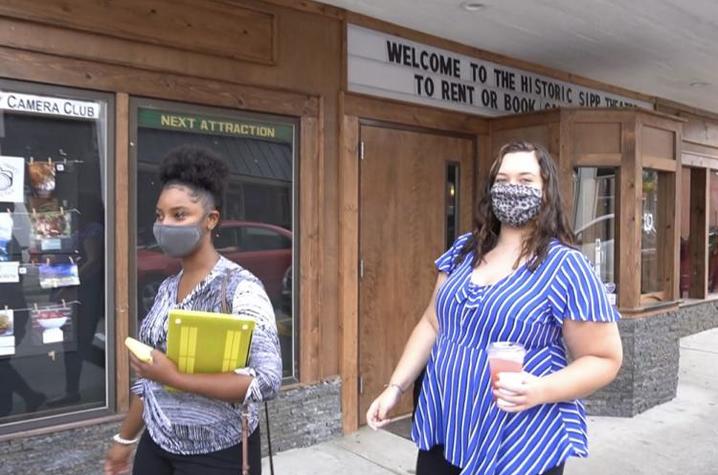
[641,170,661,295]
[134,106,297,379]
[573,168,615,289]
[0,85,109,426]
[709,172,718,293]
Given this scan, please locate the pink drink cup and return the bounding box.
[487,342,526,395]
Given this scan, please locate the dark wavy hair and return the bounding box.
[456,140,574,272]
[158,145,229,216]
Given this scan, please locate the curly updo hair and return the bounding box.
[158,145,229,216]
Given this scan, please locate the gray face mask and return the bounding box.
[153,222,204,258]
[490,182,543,227]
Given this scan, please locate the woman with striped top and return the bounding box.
[366,140,623,475]
[104,145,282,475]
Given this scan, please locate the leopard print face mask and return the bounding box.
[490,183,542,227]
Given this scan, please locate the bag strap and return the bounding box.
[220,269,231,314]
[222,267,275,475]
[265,401,275,475]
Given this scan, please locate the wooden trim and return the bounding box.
[0,0,277,65]
[618,119,641,309]
[672,124,683,301]
[570,108,684,126]
[257,0,345,19]
[478,134,492,192]
[619,301,679,318]
[636,113,686,131]
[344,92,489,135]
[358,118,477,140]
[682,153,718,169]
[660,171,680,300]
[115,92,130,413]
[682,141,718,160]
[680,294,718,308]
[642,156,677,172]
[683,137,718,148]
[0,15,292,90]
[341,18,349,92]
[345,13,653,104]
[640,291,668,304]
[573,153,622,167]
[655,98,718,123]
[299,114,322,384]
[339,113,360,434]
[558,113,574,218]
[688,168,709,299]
[0,46,320,118]
[490,110,561,132]
[0,414,124,443]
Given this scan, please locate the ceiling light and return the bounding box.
[689,81,710,88]
[460,2,487,11]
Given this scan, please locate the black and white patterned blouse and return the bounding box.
[130,256,282,455]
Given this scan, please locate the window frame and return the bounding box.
[0,78,117,435]
[128,97,300,383]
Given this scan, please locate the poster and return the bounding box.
[0,156,25,203]
[31,307,73,345]
[30,210,76,253]
[0,212,12,261]
[28,161,56,198]
[38,262,80,289]
[0,309,15,356]
[0,262,20,283]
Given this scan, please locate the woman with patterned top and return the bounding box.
[365,141,623,475]
[104,145,282,475]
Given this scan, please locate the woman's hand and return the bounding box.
[130,350,179,387]
[492,371,547,413]
[365,385,403,430]
[103,443,133,475]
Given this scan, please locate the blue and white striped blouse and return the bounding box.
[131,256,282,455]
[412,233,620,475]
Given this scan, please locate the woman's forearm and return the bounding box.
[388,318,438,392]
[539,354,621,403]
[118,395,145,440]
[170,371,254,403]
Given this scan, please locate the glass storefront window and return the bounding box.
[0,81,112,430]
[573,168,616,296]
[680,168,691,298]
[641,169,662,295]
[709,171,718,293]
[132,102,298,380]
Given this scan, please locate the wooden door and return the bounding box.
[358,125,474,423]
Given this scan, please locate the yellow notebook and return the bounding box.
[166,309,255,378]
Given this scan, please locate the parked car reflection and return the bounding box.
[137,220,292,319]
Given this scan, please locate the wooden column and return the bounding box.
[339,114,360,433]
[115,92,130,412]
[299,114,322,384]
[689,168,709,298]
[558,111,575,223]
[618,118,642,310]
[658,169,680,301]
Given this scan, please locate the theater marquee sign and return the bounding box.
[347,24,653,117]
